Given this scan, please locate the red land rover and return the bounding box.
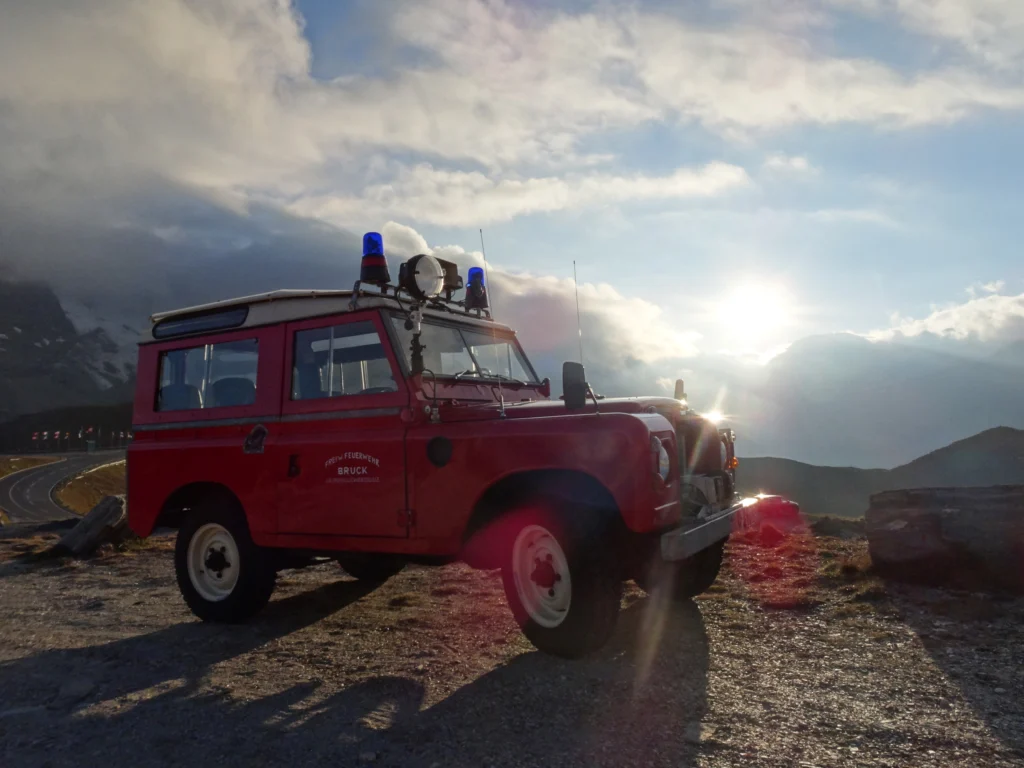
[128,234,744,658]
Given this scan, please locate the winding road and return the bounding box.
[0,451,125,523]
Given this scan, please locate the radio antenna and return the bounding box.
[479,229,506,419]
[573,260,584,365]
[478,229,493,318]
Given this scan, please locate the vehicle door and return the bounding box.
[276,311,409,537]
[138,326,284,538]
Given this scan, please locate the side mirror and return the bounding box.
[538,377,551,398]
[562,362,588,409]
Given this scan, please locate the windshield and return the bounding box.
[389,314,539,383]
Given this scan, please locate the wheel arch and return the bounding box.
[152,481,243,533]
[461,469,622,570]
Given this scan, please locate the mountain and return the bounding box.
[740,427,1024,517]
[733,333,1024,468]
[1,199,1022,468]
[0,206,359,425]
[0,279,136,423]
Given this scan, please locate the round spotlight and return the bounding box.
[402,254,445,301]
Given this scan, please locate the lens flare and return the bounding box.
[703,410,725,424]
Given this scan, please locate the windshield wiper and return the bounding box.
[487,373,526,386]
[451,369,526,386]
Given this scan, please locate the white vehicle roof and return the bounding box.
[144,289,513,343]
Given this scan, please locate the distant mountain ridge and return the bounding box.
[745,332,1024,467]
[740,427,1024,518]
[0,279,136,422]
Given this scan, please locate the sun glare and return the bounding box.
[703,410,725,424]
[716,283,794,341]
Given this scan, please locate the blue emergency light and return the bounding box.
[360,232,390,285]
[465,266,489,311]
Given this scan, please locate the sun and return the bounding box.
[715,282,794,341]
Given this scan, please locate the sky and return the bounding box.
[289,0,1024,360]
[2,0,1024,463]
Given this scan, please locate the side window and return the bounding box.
[156,338,258,411]
[291,321,397,400]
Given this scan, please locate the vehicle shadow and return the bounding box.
[890,588,1024,760]
[383,595,711,767]
[0,588,709,768]
[0,578,380,713]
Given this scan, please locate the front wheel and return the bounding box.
[175,501,276,623]
[501,508,621,658]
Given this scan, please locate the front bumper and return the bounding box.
[660,498,756,561]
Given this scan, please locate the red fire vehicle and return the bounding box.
[128,233,743,657]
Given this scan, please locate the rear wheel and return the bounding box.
[336,553,405,583]
[636,540,726,601]
[175,500,276,623]
[501,506,621,658]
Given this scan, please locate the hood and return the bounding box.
[435,394,714,426]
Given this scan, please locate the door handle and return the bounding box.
[287,454,301,478]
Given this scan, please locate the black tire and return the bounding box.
[636,540,725,601]
[174,499,276,623]
[500,504,622,659]
[336,553,405,583]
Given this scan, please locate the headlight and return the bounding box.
[651,436,671,481]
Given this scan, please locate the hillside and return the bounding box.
[740,426,1024,517]
[748,333,1024,467]
[0,279,136,423]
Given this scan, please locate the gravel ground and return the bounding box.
[0,526,1022,768]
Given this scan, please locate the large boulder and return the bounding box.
[53,495,129,556]
[866,486,1024,592]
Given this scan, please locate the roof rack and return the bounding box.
[348,278,492,321]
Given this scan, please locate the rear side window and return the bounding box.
[291,321,397,400]
[156,338,259,411]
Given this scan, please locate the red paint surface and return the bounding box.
[128,307,682,555]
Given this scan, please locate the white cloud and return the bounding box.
[293,162,751,227]
[2,0,1024,235]
[763,154,818,174]
[965,279,1006,298]
[629,11,1024,134]
[825,0,1024,70]
[380,221,431,259]
[807,208,900,227]
[871,290,1024,343]
[386,224,701,385]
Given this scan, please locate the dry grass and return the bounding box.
[0,532,63,561]
[0,455,59,481]
[715,524,896,620]
[55,461,126,515]
[388,593,422,609]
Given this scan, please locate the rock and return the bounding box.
[866,486,1024,592]
[52,496,129,556]
[358,751,378,763]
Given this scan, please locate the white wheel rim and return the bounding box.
[512,524,571,629]
[187,523,240,602]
